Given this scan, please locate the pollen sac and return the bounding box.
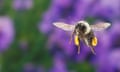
[74,35,79,46]
[92,37,97,46]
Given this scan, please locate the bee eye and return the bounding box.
[75,24,80,29]
[76,23,83,27]
[79,24,86,31]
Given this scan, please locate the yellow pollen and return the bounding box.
[74,35,79,46]
[92,37,97,46]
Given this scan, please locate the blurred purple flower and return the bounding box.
[95,21,120,72]
[39,0,100,34]
[50,53,68,72]
[39,0,119,52]
[95,32,113,72]
[90,0,120,21]
[39,0,120,71]
[100,0,120,15]
[0,16,14,52]
[105,21,120,51]
[12,0,33,11]
[39,0,100,56]
[47,29,76,56]
[109,49,120,70]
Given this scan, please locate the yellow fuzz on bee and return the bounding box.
[74,35,79,46]
[92,37,97,46]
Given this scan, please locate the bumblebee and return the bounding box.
[53,21,111,54]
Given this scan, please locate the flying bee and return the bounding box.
[53,21,111,54]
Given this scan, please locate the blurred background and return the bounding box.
[0,0,120,72]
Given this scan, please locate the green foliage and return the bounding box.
[68,61,95,72]
[2,0,51,72]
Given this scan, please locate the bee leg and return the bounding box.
[84,38,89,47]
[69,31,75,44]
[77,45,80,54]
[90,36,97,55]
[74,35,81,54]
[84,38,96,55]
[77,37,80,54]
[90,46,96,55]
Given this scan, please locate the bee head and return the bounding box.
[75,21,91,34]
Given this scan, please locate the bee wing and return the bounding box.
[53,22,75,31]
[90,23,111,31]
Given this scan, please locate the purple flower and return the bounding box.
[50,53,68,72]
[39,0,119,71]
[108,49,120,70]
[0,16,14,52]
[12,0,33,11]
[39,0,100,56]
[100,0,119,14]
[95,21,120,72]
[95,32,113,72]
[90,0,120,21]
[47,29,76,56]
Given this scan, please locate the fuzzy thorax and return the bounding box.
[77,20,91,34]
